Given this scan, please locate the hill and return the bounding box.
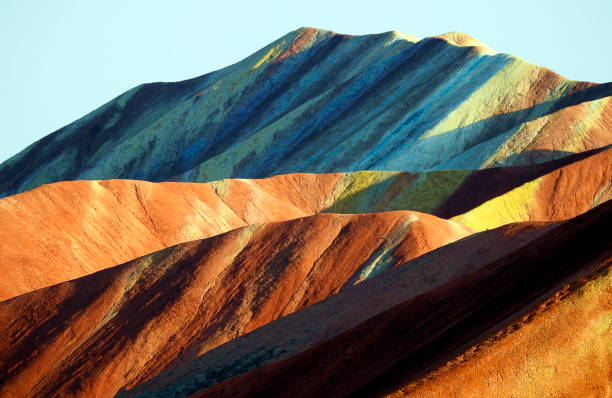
[0,211,471,398]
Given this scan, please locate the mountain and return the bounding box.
[0,27,611,398]
[0,211,471,398]
[0,171,467,299]
[1,28,611,197]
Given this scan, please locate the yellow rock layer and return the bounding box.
[451,177,542,231]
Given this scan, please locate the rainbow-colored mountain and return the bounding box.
[0,28,611,398]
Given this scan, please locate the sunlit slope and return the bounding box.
[0,212,471,398]
[0,175,337,300]
[1,28,611,197]
[0,172,466,300]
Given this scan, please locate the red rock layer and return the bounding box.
[127,221,554,397]
[531,144,612,216]
[191,201,612,397]
[520,94,612,157]
[0,211,470,398]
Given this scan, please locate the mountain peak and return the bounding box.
[435,31,497,54]
[0,26,609,198]
[385,30,419,45]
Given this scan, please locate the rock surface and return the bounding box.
[0,175,336,300]
[0,171,470,300]
[0,27,610,398]
[450,145,612,230]
[126,221,555,397]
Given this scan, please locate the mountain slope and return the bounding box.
[0,175,338,300]
[0,171,467,300]
[0,211,471,398]
[125,221,556,397]
[1,28,611,197]
[384,262,612,397]
[184,201,612,398]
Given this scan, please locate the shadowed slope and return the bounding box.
[434,144,611,218]
[1,28,610,197]
[451,145,612,230]
[0,211,471,398]
[126,221,555,397]
[187,201,612,398]
[324,144,612,219]
[318,144,612,231]
[384,260,611,397]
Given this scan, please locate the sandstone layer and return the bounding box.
[127,221,557,397]
[4,144,612,299]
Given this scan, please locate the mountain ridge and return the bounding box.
[1,27,610,197]
[154,201,612,398]
[3,143,611,299]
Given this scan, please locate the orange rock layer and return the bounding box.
[127,222,555,397]
[0,174,341,300]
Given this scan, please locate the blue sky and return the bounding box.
[1,0,611,163]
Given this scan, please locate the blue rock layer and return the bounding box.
[1,28,611,197]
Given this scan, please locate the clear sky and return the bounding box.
[1,0,611,163]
